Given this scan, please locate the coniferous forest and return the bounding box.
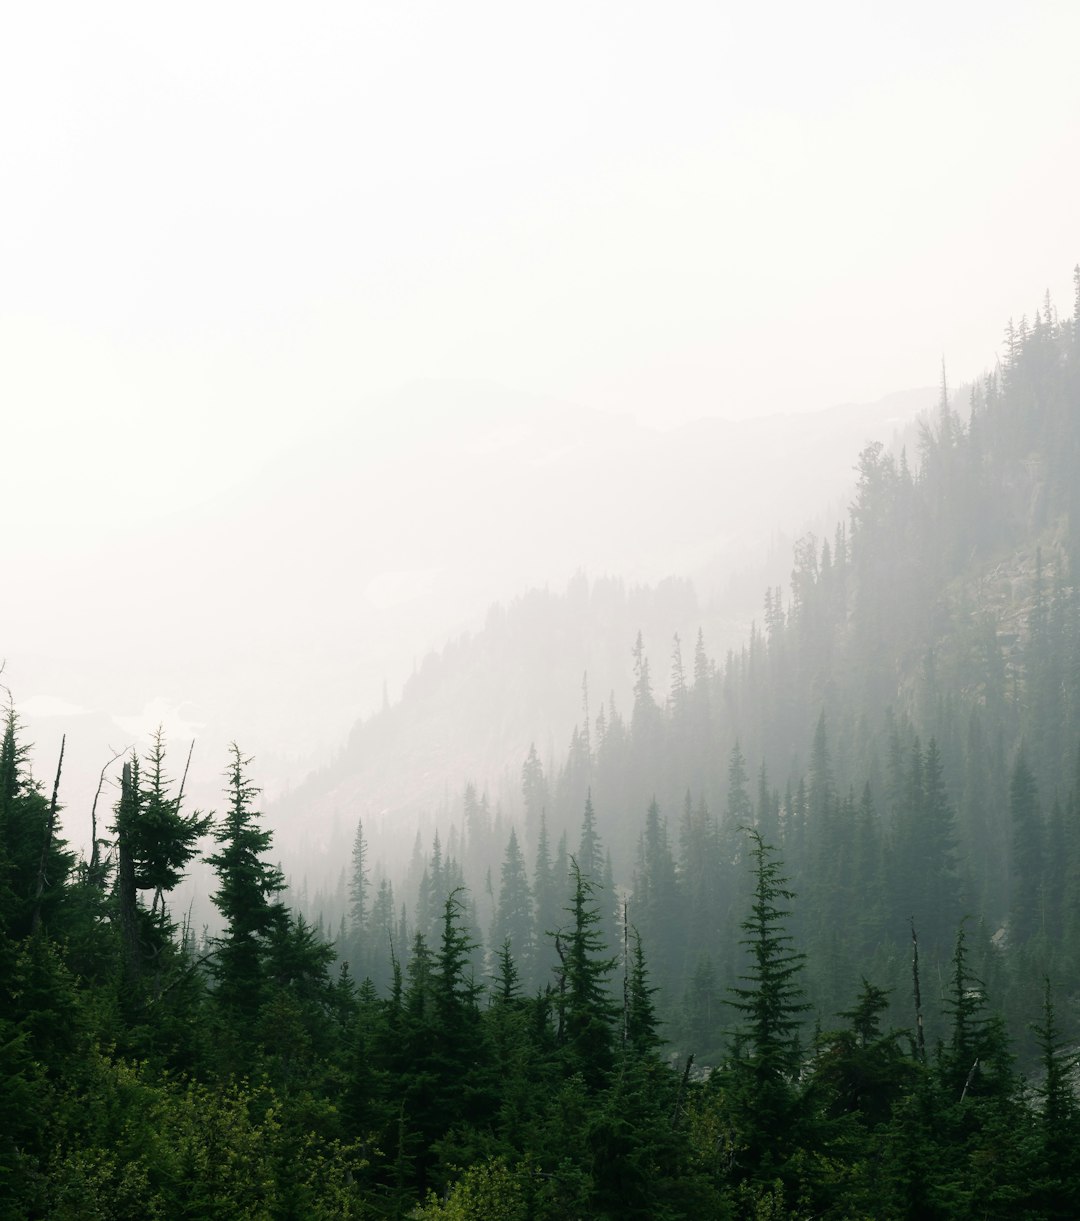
[7,274,1080,1218]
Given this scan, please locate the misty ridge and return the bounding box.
[14,381,931,831]
[9,1,1080,1212]
[7,273,1080,1216]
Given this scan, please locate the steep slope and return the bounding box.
[295,277,1080,1066]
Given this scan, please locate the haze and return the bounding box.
[3,1,1079,826]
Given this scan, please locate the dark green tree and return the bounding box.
[724,830,810,1193]
[577,791,602,881]
[1009,747,1043,943]
[623,926,662,1056]
[0,708,72,940]
[811,979,913,1131]
[206,746,286,1035]
[1030,979,1080,1217]
[133,730,210,918]
[348,817,369,939]
[491,828,532,984]
[554,859,620,1089]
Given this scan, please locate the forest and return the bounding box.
[5,272,1080,1218]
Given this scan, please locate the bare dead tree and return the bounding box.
[553,931,567,1042]
[912,917,926,1063]
[31,734,65,934]
[116,761,141,982]
[960,1057,980,1103]
[176,738,195,810]
[671,1053,695,1128]
[622,899,630,1049]
[89,745,128,878]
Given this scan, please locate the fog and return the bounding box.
[4,1,1080,853]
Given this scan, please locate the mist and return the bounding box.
[4,0,1077,869]
[7,3,1080,1212]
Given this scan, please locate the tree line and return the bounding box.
[5,269,1080,1215]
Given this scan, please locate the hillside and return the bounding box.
[5,275,1080,1218]
[286,279,1080,1059]
[266,386,930,876]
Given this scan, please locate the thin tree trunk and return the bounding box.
[911,917,926,1063]
[89,746,126,879]
[960,1057,979,1102]
[671,1054,694,1128]
[622,899,629,1048]
[31,735,65,934]
[117,761,141,982]
[176,738,195,809]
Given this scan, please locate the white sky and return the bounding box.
[3,1,1080,805]
[5,5,1079,483]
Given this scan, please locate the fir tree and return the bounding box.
[207,746,286,1030]
[724,830,810,1192]
[554,859,620,1088]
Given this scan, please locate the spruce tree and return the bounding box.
[491,828,532,983]
[207,746,286,1030]
[1031,979,1080,1216]
[724,830,810,1191]
[555,859,620,1088]
[1009,747,1043,943]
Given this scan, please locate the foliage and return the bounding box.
[6,277,1080,1215]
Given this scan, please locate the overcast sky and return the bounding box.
[5,3,1079,509]
[3,2,1080,802]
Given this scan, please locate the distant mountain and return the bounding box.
[265,383,934,879]
[278,285,1080,1063]
[16,380,933,850]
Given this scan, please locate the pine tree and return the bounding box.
[349,817,369,938]
[207,746,286,1028]
[811,979,913,1131]
[1031,979,1080,1216]
[724,830,810,1189]
[554,859,620,1088]
[1009,747,1043,943]
[624,927,662,1056]
[938,924,1011,1103]
[531,811,560,991]
[632,799,679,1001]
[134,730,210,920]
[521,743,546,853]
[0,708,72,939]
[491,828,532,983]
[577,790,602,881]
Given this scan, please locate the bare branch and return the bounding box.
[176,738,196,809]
[32,734,66,933]
[90,745,128,876]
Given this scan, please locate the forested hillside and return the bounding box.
[4,274,1080,1217]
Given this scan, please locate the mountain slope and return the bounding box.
[288,277,1080,1065]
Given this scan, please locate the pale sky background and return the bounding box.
[2,1,1079,818]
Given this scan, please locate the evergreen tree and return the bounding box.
[1031,979,1080,1216]
[491,828,532,983]
[632,798,679,1002]
[554,859,620,1089]
[348,817,369,938]
[134,730,210,920]
[723,830,810,1193]
[521,742,547,853]
[531,811,560,991]
[207,746,286,1033]
[577,790,602,881]
[624,926,662,1056]
[938,924,1012,1103]
[0,708,72,940]
[811,979,913,1131]
[1009,746,1044,942]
